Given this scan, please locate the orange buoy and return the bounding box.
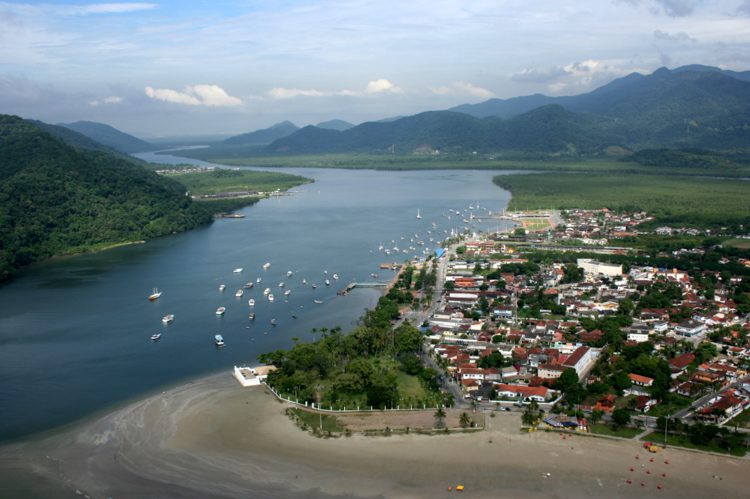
[447,486,453,491]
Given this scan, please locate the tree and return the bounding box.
[611,371,632,392]
[612,408,631,427]
[556,368,579,394]
[434,406,446,428]
[478,351,505,369]
[459,412,472,428]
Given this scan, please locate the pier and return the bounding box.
[337,282,390,295]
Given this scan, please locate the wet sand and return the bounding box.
[0,374,747,498]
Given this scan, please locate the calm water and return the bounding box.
[0,152,517,441]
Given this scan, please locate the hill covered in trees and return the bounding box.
[0,115,214,280]
[58,121,156,153]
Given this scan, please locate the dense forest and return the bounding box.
[0,115,214,280]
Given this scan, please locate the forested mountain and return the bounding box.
[222,120,299,146]
[0,115,213,280]
[58,121,156,153]
[316,119,354,131]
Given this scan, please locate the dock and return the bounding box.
[337,282,390,295]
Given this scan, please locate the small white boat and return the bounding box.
[283,289,291,296]
[233,268,243,273]
[235,289,244,298]
[271,318,277,326]
[278,282,285,288]
[416,209,422,220]
[248,313,255,320]
[287,270,293,277]
[370,273,378,278]
[243,282,254,289]
[248,298,255,307]
[263,287,271,296]
[150,333,161,341]
[216,307,226,316]
[161,314,174,324]
[302,278,307,285]
[314,299,324,304]
[219,284,226,292]
[312,284,318,289]
[332,273,339,280]
[256,277,262,283]
[323,270,328,275]
[263,262,271,270]
[148,288,162,301]
[215,334,225,347]
[268,293,275,302]
[324,279,330,286]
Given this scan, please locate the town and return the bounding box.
[418,208,750,454]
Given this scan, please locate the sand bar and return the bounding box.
[0,373,748,498]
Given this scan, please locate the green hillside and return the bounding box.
[0,115,213,280]
[58,121,156,153]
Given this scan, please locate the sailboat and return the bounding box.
[148,288,162,301]
[416,209,422,220]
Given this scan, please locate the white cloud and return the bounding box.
[431,81,494,99]
[267,87,328,100]
[653,29,697,42]
[511,59,628,95]
[145,84,242,106]
[617,0,702,17]
[737,0,750,16]
[61,3,158,15]
[89,95,123,106]
[365,78,402,94]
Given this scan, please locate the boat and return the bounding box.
[235,289,244,298]
[263,262,271,270]
[324,279,330,286]
[216,307,226,316]
[370,273,378,278]
[416,209,422,220]
[233,268,243,273]
[248,298,255,307]
[243,282,254,289]
[219,284,226,291]
[214,334,225,347]
[332,273,339,280]
[150,333,161,341]
[283,289,291,296]
[248,313,255,320]
[286,270,293,277]
[161,314,174,324]
[256,277,262,283]
[311,284,317,289]
[278,282,285,288]
[263,287,271,296]
[148,288,162,301]
[313,299,324,304]
[302,278,307,285]
[270,318,277,326]
[267,293,275,302]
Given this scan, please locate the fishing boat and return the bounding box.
[148,288,162,301]
[248,298,255,307]
[214,334,225,347]
[150,333,161,341]
[248,313,255,320]
[263,262,271,270]
[219,284,226,291]
[235,289,244,298]
[267,293,275,302]
[233,268,243,273]
[313,299,324,304]
[216,307,226,316]
[161,314,175,324]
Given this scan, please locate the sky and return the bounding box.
[1,0,749,138]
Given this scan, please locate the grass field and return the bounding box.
[494,173,750,229]
[588,423,641,439]
[725,238,750,250]
[520,217,553,232]
[166,151,750,178]
[166,169,311,196]
[729,407,750,429]
[643,431,746,457]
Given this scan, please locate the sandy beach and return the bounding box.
[1,373,747,499]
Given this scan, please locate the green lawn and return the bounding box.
[643,431,746,457]
[289,408,344,433]
[589,423,641,439]
[729,407,750,429]
[646,395,693,418]
[725,238,750,250]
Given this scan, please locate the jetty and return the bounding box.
[337,282,390,296]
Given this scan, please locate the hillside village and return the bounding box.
[421,209,750,449]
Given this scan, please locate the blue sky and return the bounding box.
[1,0,749,137]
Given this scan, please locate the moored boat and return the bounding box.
[332,273,339,280]
[286,270,293,277]
[248,313,255,320]
[263,287,271,296]
[313,299,323,304]
[263,262,271,270]
[150,333,161,341]
[233,268,243,273]
[235,289,244,298]
[219,284,226,292]
[161,314,175,324]
[214,334,225,347]
[270,318,277,326]
[324,279,330,286]
[243,282,254,289]
[148,288,162,301]
[216,307,226,316]
[248,298,255,307]
[283,289,291,296]
[268,293,274,302]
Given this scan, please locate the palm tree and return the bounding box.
[459,412,472,428]
[434,406,446,428]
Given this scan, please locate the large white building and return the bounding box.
[577,259,623,277]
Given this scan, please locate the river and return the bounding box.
[0,151,518,442]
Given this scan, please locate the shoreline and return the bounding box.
[1,373,747,498]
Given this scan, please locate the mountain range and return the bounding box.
[195,65,748,157]
[58,121,157,153]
